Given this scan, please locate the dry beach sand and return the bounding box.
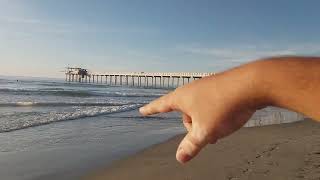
[85,119,320,180]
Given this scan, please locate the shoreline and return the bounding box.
[84,119,320,180]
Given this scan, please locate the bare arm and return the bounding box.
[255,57,320,120]
[139,56,320,164]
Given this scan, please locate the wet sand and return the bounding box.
[85,119,320,180]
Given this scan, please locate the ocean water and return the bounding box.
[0,77,184,180]
[0,78,170,133]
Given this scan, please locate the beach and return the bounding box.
[86,119,320,180]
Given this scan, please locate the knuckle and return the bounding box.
[192,124,211,145]
[171,88,183,108]
[188,133,204,149]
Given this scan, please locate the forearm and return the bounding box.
[251,56,320,121]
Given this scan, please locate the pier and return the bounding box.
[65,67,214,88]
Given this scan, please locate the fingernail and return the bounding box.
[139,107,145,114]
[177,148,192,164]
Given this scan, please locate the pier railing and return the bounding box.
[65,67,214,88]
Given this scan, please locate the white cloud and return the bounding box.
[0,15,156,38]
[179,43,320,63]
[0,17,43,25]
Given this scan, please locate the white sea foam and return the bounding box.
[0,104,142,133]
[0,78,168,133]
[0,101,137,107]
[16,101,34,106]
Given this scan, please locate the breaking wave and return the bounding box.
[0,88,164,98]
[0,101,137,107]
[0,104,142,133]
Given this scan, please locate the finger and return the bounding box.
[176,127,208,164]
[209,139,218,144]
[182,113,192,132]
[182,113,192,123]
[139,91,176,116]
[183,121,192,132]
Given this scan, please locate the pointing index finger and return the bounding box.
[139,91,177,116]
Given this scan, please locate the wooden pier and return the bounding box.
[65,67,214,88]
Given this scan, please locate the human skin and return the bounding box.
[139,56,320,164]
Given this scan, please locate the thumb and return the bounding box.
[176,126,208,164]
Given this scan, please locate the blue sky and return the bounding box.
[1,0,320,78]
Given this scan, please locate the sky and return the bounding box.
[0,0,320,78]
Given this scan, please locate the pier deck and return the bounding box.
[65,67,214,88]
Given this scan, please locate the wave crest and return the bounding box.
[0,88,164,98]
[0,104,142,133]
[0,101,136,107]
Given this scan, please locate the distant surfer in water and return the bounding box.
[140,56,320,164]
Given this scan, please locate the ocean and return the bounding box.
[0,77,184,180]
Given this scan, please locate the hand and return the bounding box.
[139,66,264,164]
